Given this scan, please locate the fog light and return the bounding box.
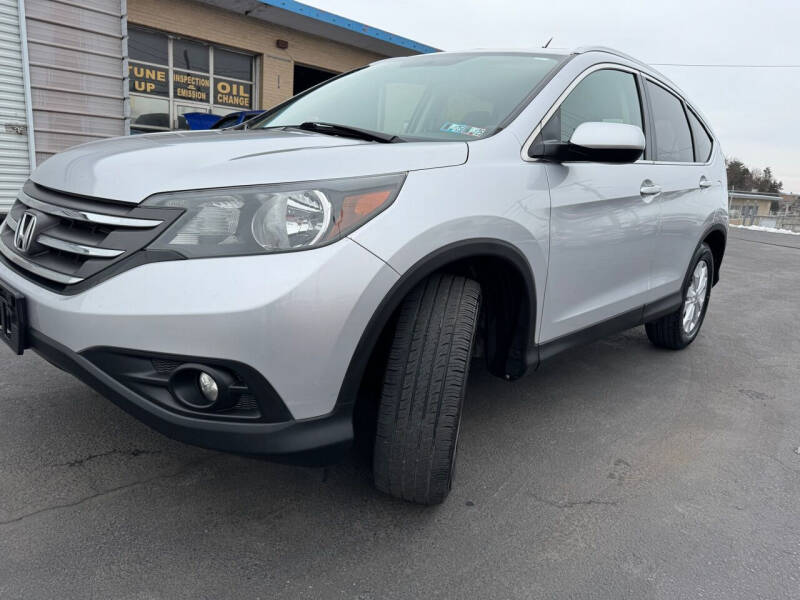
[168,364,235,411]
[198,371,219,403]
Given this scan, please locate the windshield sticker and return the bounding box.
[440,122,488,137]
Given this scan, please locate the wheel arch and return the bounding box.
[700,224,726,286]
[337,238,537,421]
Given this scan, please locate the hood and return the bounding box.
[31,129,468,204]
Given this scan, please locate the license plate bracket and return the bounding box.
[0,278,26,354]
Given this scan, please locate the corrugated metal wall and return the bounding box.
[0,0,34,211]
[25,0,125,165]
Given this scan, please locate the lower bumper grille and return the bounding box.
[0,181,182,290]
[81,347,293,423]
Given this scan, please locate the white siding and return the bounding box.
[0,0,33,212]
[25,0,125,164]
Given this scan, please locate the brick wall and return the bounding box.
[128,0,386,109]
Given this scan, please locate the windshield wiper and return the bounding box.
[293,122,404,143]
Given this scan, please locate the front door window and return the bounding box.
[539,68,644,147]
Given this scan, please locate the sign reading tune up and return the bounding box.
[129,62,168,96]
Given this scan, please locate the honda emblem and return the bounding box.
[13,211,37,253]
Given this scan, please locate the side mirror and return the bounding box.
[528,122,645,164]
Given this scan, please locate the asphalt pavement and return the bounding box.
[1,228,798,599]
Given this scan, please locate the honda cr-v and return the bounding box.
[0,47,727,504]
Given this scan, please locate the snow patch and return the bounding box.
[730,224,800,236]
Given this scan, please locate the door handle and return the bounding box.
[699,177,713,189]
[640,181,661,196]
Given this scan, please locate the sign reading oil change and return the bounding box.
[173,71,210,102]
[215,78,252,109]
[129,62,168,96]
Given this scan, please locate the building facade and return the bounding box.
[0,0,435,211]
[728,190,781,225]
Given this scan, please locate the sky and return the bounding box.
[308,0,800,194]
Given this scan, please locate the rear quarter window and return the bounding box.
[687,109,713,162]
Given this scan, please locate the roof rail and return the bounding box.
[573,45,682,95]
[573,46,650,67]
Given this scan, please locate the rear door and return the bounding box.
[538,66,659,343]
[643,79,715,300]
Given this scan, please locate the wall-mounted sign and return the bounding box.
[129,62,168,96]
[173,71,210,103]
[215,78,252,109]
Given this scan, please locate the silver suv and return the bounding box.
[0,47,727,504]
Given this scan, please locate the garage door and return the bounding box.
[0,0,33,213]
[24,0,125,165]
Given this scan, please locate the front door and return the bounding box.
[537,67,659,342]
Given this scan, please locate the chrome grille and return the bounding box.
[0,181,181,289]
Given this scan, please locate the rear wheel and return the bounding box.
[373,273,481,505]
[646,243,714,350]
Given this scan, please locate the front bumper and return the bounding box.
[29,329,353,465]
[0,237,399,461]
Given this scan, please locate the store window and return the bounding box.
[128,26,257,133]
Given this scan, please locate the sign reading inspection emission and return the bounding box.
[173,71,210,102]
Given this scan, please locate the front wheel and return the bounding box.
[373,273,481,505]
[645,243,714,350]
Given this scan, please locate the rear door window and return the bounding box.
[646,81,694,162]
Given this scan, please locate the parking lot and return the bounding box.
[0,228,798,599]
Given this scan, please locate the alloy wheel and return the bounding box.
[683,260,709,335]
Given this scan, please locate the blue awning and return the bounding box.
[198,0,438,57]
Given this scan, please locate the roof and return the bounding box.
[195,0,439,57]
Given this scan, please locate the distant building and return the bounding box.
[728,190,781,222]
[779,193,800,214]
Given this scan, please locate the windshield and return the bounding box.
[252,53,563,141]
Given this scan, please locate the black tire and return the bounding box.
[645,243,714,350]
[373,273,481,505]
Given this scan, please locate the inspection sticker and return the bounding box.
[440,122,487,137]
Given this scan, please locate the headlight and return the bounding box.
[143,173,405,258]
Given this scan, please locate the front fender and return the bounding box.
[349,163,551,341]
